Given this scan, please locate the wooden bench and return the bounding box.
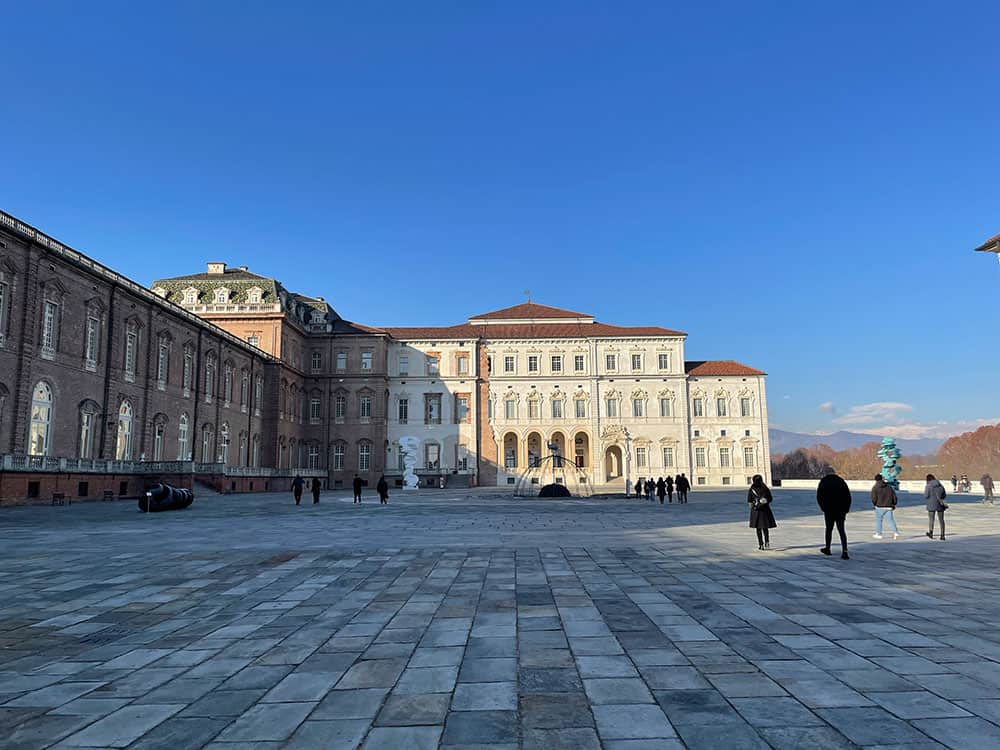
[51,491,66,506]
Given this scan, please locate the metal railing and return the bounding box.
[0,455,326,477]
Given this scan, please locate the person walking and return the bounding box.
[817,472,851,560]
[634,478,643,500]
[748,475,776,550]
[646,478,655,502]
[311,477,321,505]
[377,475,389,505]
[951,474,958,492]
[981,474,995,505]
[352,474,363,504]
[665,475,674,503]
[676,473,690,503]
[924,474,948,540]
[871,474,900,540]
[656,477,666,504]
[291,474,304,505]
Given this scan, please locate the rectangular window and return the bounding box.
[504,399,516,419]
[247,335,260,347]
[336,351,347,371]
[551,355,562,373]
[455,395,469,423]
[311,351,322,373]
[457,355,469,375]
[574,354,585,372]
[504,355,515,373]
[695,447,707,468]
[528,355,539,373]
[425,394,442,424]
[79,412,94,459]
[309,398,321,423]
[42,301,58,354]
[334,444,345,470]
[658,353,669,370]
[398,398,409,424]
[575,399,586,418]
[335,395,346,420]
[659,398,671,417]
[740,398,752,418]
[398,355,409,376]
[693,398,704,417]
[631,353,642,371]
[359,443,371,471]
[717,398,728,417]
[425,355,437,375]
[605,398,618,418]
[0,281,6,344]
[552,400,563,419]
[425,443,440,470]
[528,400,539,419]
[157,344,168,388]
[632,399,644,418]
[744,447,755,467]
[662,447,674,468]
[605,353,617,371]
[124,330,137,379]
[360,395,372,420]
[720,447,731,467]
[698,476,706,485]
[85,317,100,367]
[636,447,647,467]
[361,351,373,371]
[308,446,320,470]
[204,363,214,401]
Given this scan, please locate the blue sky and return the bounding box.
[3,2,999,439]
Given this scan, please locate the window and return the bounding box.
[79,405,97,459]
[455,395,469,423]
[149,420,163,461]
[551,355,562,373]
[658,353,669,370]
[745,430,751,437]
[504,399,516,419]
[717,398,728,417]
[214,288,228,304]
[310,398,321,423]
[124,328,138,381]
[719,447,731,467]
[605,354,617,371]
[180,350,192,395]
[695,447,706,468]
[662,447,674,468]
[698,476,706,485]
[605,398,618,418]
[204,358,215,403]
[223,365,233,405]
[116,400,134,461]
[219,423,230,465]
[456,445,469,471]
[424,354,436,375]
[335,395,346,420]
[334,443,345,471]
[311,351,322,373]
[575,399,586,418]
[659,398,671,417]
[721,429,727,437]
[28,382,52,456]
[254,376,263,415]
[632,399,644,418]
[240,372,249,410]
[358,442,371,471]
[574,354,585,372]
[740,398,752,418]
[722,476,731,485]
[360,395,372,421]
[308,445,320,470]
[156,340,169,389]
[504,355,515,373]
[248,287,262,304]
[457,355,469,375]
[694,429,700,437]
[178,414,189,459]
[744,447,755,467]
[183,289,197,304]
[631,354,642,371]
[362,351,373,371]
[201,425,214,462]
[41,301,59,357]
[425,394,441,424]
[551,399,563,419]
[85,316,100,369]
[398,398,409,424]
[336,351,347,371]
[528,355,539,373]
[398,355,408,376]
[636,447,647,467]
[247,335,260,348]
[528,400,539,419]
[692,398,704,417]
[425,443,440,470]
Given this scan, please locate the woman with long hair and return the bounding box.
[748,474,777,550]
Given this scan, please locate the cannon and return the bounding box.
[138,484,194,513]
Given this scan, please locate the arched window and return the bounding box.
[240,370,249,411]
[115,400,134,460]
[178,413,189,459]
[152,416,167,461]
[79,401,100,459]
[204,354,217,403]
[223,363,233,405]
[358,441,372,471]
[254,376,263,416]
[29,381,53,456]
[252,434,260,467]
[202,424,215,462]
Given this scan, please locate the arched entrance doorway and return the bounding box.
[502,432,518,470]
[550,431,567,467]
[605,445,623,480]
[573,432,590,469]
[526,431,542,468]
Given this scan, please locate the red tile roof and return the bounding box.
[975,233,1000,252]
[383,322,685,340]
[685,360,766,376]
[470,302,593,320]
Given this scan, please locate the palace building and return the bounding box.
[0,209,770,500]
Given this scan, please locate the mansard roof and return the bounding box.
[469,302,594,322]
[685,360,766,376]
[383,321,685,341]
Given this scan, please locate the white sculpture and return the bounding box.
[399,436,420,490]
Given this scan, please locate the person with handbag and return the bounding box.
[924,474,949,540]
[871,474,900,540]
[748,474,776,550]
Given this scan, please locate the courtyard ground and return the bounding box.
[2,487,1000,749]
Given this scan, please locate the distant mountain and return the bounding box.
[769,429,943,456]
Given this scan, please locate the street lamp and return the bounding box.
[623,427,632,497]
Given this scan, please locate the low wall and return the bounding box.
[778,478,987,495]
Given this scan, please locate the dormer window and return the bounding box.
[214,288,230,304]
[182,288,198,305]
[247,287,262,304]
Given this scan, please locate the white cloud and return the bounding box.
[817,401,837,414]
[860,418,1000,441]
[831,402,913,427]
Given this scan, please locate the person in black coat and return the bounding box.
[656,477,666,504]
[377,476,389,505]
[352,474,363,504]
[665,475,674,502]
[291,474,304,505]
[311,477,321,505]
[817,473,851,559]
[676,473,690,503]
[634,478,642,499]
[748,475,776,549]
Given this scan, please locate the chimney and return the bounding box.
[207,262,226,274]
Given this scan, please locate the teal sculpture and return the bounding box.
[877,437,902,490]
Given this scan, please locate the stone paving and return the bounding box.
[3,486,1000,748]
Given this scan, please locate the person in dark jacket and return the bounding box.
[646,479,655,502]
[377,476,389,505]
[665,475,674,502]
[981,474,995,505]
[871,474,899,540]
[634,478,642,499]
[748,475,776,550]
[676,474,690,503]
[311,477,321,505]
[924,474,948,540]
[291,474,304,505]
[817,473,851,559]
[352,474,363,504]
[656,477,666,504]
[951,474,958,491]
